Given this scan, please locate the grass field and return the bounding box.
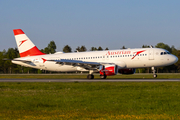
[0,73,180,79]
[0,82,180,119]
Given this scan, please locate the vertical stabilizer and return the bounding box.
[13,29,45,57]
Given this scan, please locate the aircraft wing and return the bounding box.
[48,59,106,70]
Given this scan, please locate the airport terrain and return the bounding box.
[0,77,180,119]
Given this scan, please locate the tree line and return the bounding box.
[0,41,179,74]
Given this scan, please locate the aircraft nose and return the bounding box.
[172,55,178,64]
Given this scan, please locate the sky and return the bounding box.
[0,0,180,52]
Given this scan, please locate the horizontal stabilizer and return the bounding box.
[12,59,32,64]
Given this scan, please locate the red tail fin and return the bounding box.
[13,29,45,57]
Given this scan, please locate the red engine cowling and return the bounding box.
[99,65,118,76]
[118,68,136,74]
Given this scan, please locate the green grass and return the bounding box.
[0,73,180,79]
[0,82,180,119]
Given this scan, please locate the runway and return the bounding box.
[0,79,180,82]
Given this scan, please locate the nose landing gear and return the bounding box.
[152,67,157,78]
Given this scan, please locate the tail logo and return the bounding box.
[19,39,27,47]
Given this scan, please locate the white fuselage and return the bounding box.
[12,48,178,72]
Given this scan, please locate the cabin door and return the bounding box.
[149,49,154,60]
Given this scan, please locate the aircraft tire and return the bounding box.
[100,75,107,79]
[153,74,157,78]
[87,74,94,79]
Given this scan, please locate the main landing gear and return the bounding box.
[99,65,107,79]
[152,67,157,78]
[87,74,94,79]
[87,70,107,79]
[100,75,107,79]
[87,74,107,79]
[87,70,94,79]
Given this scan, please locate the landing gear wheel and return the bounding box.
[100,75,107,79]
[87,74,94,79]
[153,74,157,78]
[152,67,157,78]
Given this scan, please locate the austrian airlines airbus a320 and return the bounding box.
[11,29,178,79]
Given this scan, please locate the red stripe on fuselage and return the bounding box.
[13,29,25,35]
[20,46,45,57]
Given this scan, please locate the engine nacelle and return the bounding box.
[118,68,136,74]
[99,65,118,76]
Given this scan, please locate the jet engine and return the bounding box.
[99,65,118,76]
[118,68,136,74]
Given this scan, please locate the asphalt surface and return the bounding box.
[0,79,180,82]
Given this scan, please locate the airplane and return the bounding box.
[11,29,178,79]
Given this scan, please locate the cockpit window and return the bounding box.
[160,51,171,55]
[167,52,170,54]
